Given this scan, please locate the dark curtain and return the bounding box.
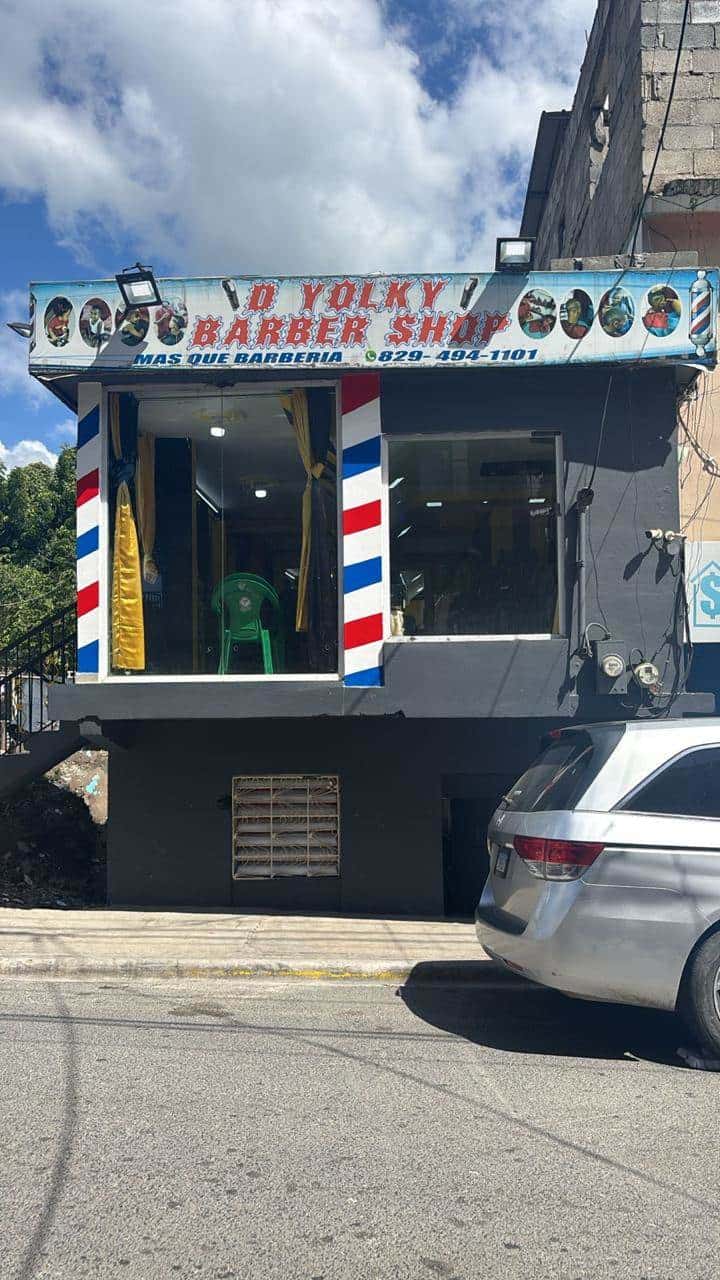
[307,388,337,673]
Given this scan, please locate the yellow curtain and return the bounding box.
[110,393,145,669]
[280,390,323,632]
[135,432,159,584]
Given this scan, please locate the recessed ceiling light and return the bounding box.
[389,476,405,490]
[426,501,443,508]
[397,525,413,538]
[210,425,226,438]
[254,488,268,499]
[528,497,545,504]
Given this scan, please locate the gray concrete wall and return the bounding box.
[533,0,644,266]
[106,717,554,912]
[532,0,720,267]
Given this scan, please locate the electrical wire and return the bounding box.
[628,0,691,262]
[587,375,613,491]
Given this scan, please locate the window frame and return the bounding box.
[99,378,344,682]
[615,742,720,819]
[382,430,566,643]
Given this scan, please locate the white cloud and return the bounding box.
[52,417,77,442]
[0,0,597,279]
[0,438,58,470]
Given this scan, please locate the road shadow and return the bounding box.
[400,962,684,1067]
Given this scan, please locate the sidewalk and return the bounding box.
[0,907,492,981]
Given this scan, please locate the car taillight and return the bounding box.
[513,835,604,881]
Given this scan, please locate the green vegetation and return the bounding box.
[0,448,76,648]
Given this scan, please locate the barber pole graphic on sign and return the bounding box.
[75,384,102,679]
[341,374,385,687]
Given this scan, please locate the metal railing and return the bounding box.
[0,605,76,755]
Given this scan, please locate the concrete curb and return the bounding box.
[0,957,513,984]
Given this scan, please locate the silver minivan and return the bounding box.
[475,720,720,1057]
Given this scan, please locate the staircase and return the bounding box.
[0,605,81,798]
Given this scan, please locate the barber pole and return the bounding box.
[75,385,102,679]
[690,270,714,356]
[341,373,385,687]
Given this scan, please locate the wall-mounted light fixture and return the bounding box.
[495,237,535,272]
[115,262,163,311]
[222,278,240,310]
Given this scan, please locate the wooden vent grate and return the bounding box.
[232,775,340,879]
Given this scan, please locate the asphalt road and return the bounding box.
[0,973,719,1280]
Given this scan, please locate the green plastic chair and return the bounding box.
[211,573,285,674]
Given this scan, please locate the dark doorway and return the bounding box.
[441,774,511,917]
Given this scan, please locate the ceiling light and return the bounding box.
[528,498,545,504]
[426,501,443,508]
[195,486,220,515]
[254,488,268,499]
[115,262,162,310]
[210,425,226,438]
[389,476,405,490]
[495,237,535,272]
[397,525,413,538]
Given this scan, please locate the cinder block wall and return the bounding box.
[533,0,720,267]
[534,0,644,266]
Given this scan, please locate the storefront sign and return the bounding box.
[687,541,720,643]
[28,269,718,374]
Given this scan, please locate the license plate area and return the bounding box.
[494,846,510,878]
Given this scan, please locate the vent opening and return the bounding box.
[232,774,340,879]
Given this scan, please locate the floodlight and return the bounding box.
[495,238,535,272]
[115,262,163,310]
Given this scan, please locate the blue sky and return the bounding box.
[0,0,595,468]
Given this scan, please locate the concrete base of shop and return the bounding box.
[0,907,491,981]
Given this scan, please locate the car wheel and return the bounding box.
[679,931,720,1059]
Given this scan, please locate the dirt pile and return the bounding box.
[0,750,107,907]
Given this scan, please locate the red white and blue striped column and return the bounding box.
[341,373,385,687]
[76,383,102,680]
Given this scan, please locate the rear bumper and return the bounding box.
[475,882,703,1012]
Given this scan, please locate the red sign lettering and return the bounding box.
[256,315,285,346]
[384,279,412,310]
[341,314,370,346]
[222,316,250,347]
[286,315,314,346]
[418,312,449,344]
[420,278,448,309]
[247,282,278,312]
[316,315,339,346]
[190,316,222,347]
[328,279,357,311]
[386,313,416,345]
[358,280,382,311]
[300,281,324,312]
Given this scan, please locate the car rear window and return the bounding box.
[501,728,623,813]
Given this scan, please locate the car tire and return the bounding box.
[679,931,720,1059]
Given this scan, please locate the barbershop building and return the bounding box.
[28,267,719,915]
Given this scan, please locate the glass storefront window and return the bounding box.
[388,435,561,637]
[107,388,337,675]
